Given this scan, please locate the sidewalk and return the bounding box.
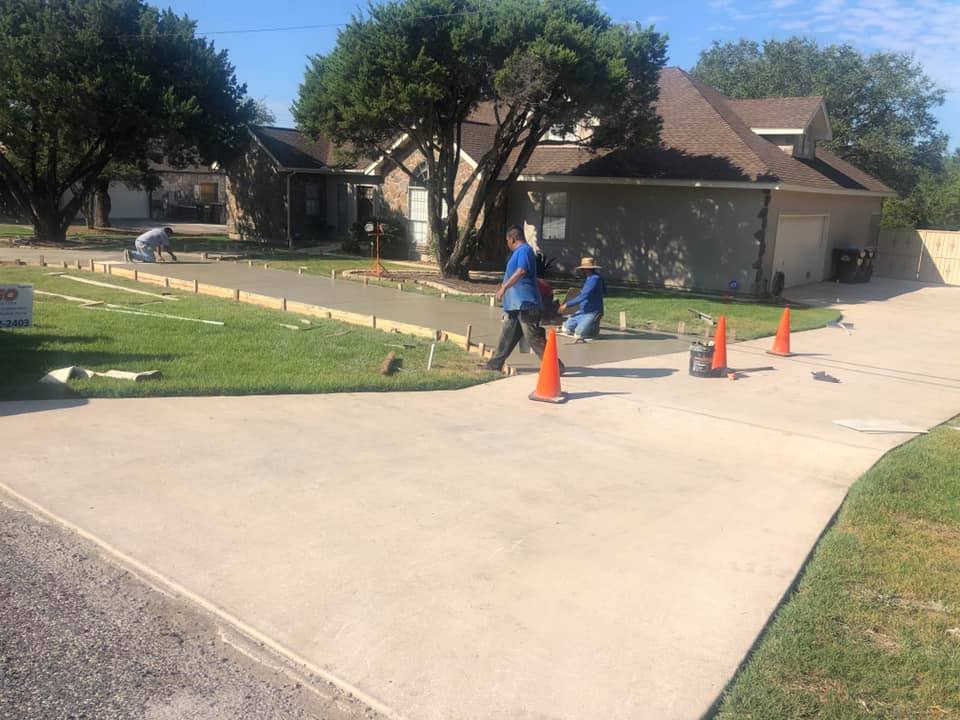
[0,247,689,369]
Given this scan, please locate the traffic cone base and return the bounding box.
[529,328,566,404]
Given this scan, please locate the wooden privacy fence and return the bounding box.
[875,229,960,285]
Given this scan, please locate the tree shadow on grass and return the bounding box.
[0,331,176,401]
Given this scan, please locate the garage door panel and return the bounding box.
[773,216,827,288]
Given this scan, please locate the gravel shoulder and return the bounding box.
[0,498,380,720]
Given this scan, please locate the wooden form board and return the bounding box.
[24,258,501,363]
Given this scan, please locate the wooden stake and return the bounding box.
[619,311,627,330]
[39,255,45,266]
[233,288,240,301]
[465,324,472,350]
[248,260,253,267]
[263,263,269,269]
[478,341,486,357]
[363,276,369,286]
[193,279,199,294]
[331,269,336,280]
[89,259,95,271]
[62,260,68,269]
[108,264,113,276]
[397,282,403,291]
[133,269,139,282]
[677,320,686,335]
[427,343,436,370]
[371,315,377,328]
[281,297,287,312]
[201,251,208,260]
[489,296,495,307]
[164,277,170,288]
[76,259,82,270]
[441,292,446,300]
[298,267,303,275]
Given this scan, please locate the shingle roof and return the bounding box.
[459,67,891,195]
[726,96,825,130]
[250,126,371,171]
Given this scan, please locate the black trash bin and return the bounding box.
[833,248,860,283]
[689,342,715,378]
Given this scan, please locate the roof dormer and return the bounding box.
[727,97,832,160]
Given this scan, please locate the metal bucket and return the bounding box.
[689,342,715,378]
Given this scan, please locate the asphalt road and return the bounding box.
[0,500,379,720]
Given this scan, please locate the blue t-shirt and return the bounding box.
[565,273,606,315]
[502,243,541,311]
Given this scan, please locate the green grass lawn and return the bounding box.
[552,284,840,340]
[717,419,960,719]
[0,267,496,399]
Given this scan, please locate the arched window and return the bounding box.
[410,161,429,188]
[408,162,429,248]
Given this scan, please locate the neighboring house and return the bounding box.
[226,126,380,245]
[96,163,228,224]
[367,67,894,293]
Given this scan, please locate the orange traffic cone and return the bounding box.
[710,315,728,374]
[768,307,793,356]
[529,328,567,404]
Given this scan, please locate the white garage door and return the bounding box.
[772,215,827,288]
[108,182,150,219]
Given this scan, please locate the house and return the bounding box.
[89,163,228,225]
[367,67,894,293]
[226,126,380,246]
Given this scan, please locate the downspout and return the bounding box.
[286,172,293,250]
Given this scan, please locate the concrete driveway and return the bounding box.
[2,278,959,720]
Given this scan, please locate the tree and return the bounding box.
[882,150,960,230]
[251,98,277,125]
[0,0,255,243]
[691,38,947,195]
[294,0,666,277]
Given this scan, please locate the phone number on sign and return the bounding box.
[1,318,32,328]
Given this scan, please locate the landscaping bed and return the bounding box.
[717,418,960,719]
[0,266,496,399]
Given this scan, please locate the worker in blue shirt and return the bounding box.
[484,226,562,372]
[559,257,606,341]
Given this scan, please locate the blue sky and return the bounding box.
[165,0,958,148]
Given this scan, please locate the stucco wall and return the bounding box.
[508,182,767,292]
[765,191,884,284]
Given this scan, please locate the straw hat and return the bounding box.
[575,257,601,270]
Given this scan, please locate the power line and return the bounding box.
[0,9,495,41]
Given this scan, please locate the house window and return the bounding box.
[357,185,375,223]
[408,162,429,247]
[197,182,218,204]
[541,192,568,242]
[305,182,320,217]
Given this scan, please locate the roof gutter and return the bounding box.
[514,174,895,197]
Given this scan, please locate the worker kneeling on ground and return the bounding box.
[559,257,606,342]
[125,227,177,263]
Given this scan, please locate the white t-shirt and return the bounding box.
[135,228,170,250]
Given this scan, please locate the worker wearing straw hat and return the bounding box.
[559,256,606,342]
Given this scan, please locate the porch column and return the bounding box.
[286,173,293,250]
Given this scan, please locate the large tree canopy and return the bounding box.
[0,0,254,242]
[692,38,947,196]
[294,0,666,276]
[883,150,960,231]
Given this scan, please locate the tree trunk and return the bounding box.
[93,178,111,228]
[84,194,95,229]
[34,205,67,244]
